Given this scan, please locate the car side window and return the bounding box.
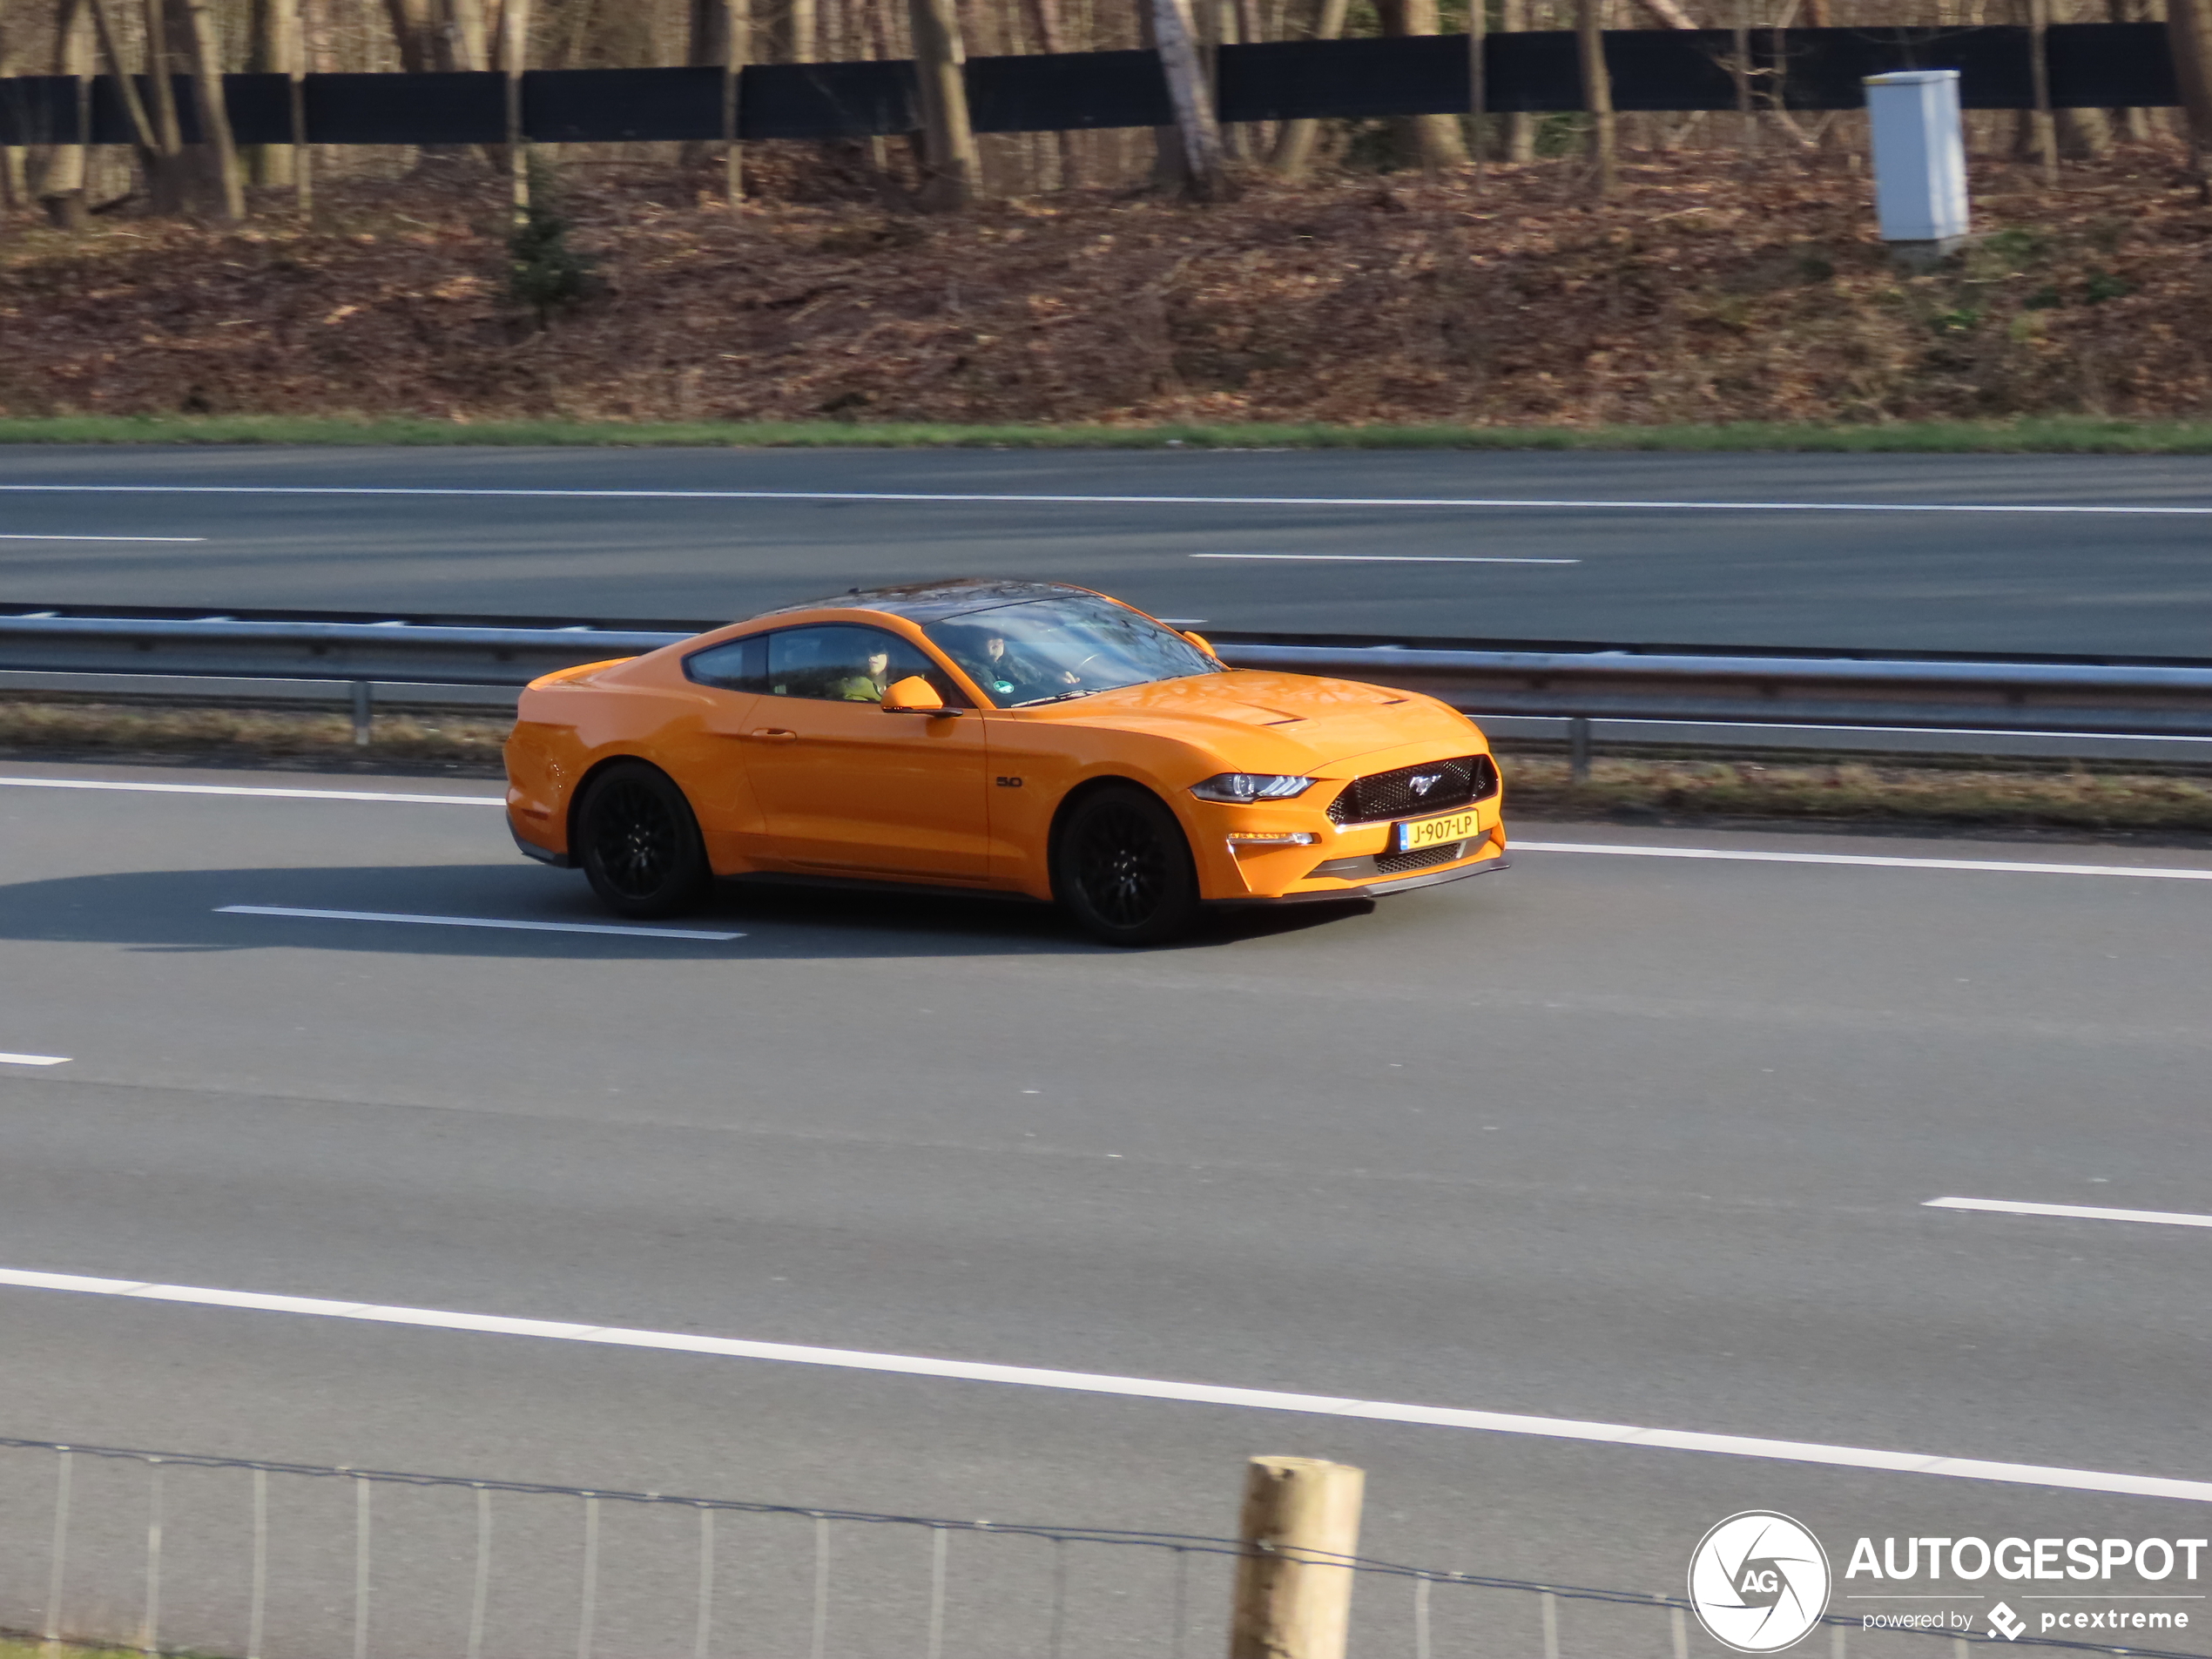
[765,625,968,705]
[683,634,767,692]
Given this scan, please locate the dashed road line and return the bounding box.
[1926,1197,2212,1230]
[218,904,743,941]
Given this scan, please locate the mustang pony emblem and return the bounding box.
[1408,773,1444,796]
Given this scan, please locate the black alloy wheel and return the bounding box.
[577,762,712,919]
[1054,785,1201,947]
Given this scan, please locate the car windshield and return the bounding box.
[925,596,1224,708]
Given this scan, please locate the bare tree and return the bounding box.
[383,0,440,71]
[28,0,93,227]
[1378,0,1467,170]
[1266,0,1343,178]
[1499,0,1532,161]
[1575,0,1614,193]
[0,0,29,215]
[498,0,528,207]
[181,0,246,217]
[2171,0,2212,182]
[249,0,302,185]
[688,0,748,199]
[908,0,978,205]
[1150,0,1231,197]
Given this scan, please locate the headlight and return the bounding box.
[1190,773,1316,803]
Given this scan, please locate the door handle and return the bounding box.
[747,728,798,743]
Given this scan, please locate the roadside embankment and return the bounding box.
[2,151,2206,429]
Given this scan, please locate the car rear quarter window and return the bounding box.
[683,634,768,692]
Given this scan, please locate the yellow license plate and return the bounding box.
[1394,808,1479,853]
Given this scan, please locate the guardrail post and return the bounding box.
[1228,1456,1364,1659]
[1568,716,1592,784]
[350,682,374,747]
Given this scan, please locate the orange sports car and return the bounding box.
[504,580,1506,943]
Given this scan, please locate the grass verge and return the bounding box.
[8,415,2212,453]
[8,698,2212,838]
[1501,752,2212,838]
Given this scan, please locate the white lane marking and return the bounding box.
[0,1266,2203,1503]
[1191,553,1581,565]
[1927,1196,2212,1230]
[1515,840,2212,881]
[0,1054,71,1067]
[0,777,505,806]
[218,905,743,941]
[0,533,206,543]
[3,483,2210,517]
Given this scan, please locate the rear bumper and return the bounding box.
[510,816,572,868]
[1216,853,1507,906]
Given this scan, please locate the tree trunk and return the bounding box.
[1266,0,1344,177]
[30,0,94,224]
[688,0,747,199]
[447,0,489,71]
[907,0,978,206]
[142,0,192,212]
[1500,0,1532,161]
[2112,0,2150,140]
[1150,0,1231,197]
[0,4,30,217]
[1021,0,1076,185]
[1378,0,1467,170]
[248,0,300,185]
[181,0,246,219]
[2170,0,2212,175]
[789,0,817,57]
[383,0,440,72]
[1576,0,1615,194]
[499,0,528,210]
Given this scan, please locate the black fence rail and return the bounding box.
[0,24,2176,148]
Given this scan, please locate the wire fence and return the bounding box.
[2,1435,2205,1659]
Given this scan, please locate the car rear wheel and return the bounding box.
[577,762,712,919]
[1054,785,1201,947]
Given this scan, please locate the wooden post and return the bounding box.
[1227,1458,1365,1659]
[907,0,978,207]
[1267,0,1345,178]
[182,0,246,219]
[1575,0,1615,196]
[1152,0,1231,198]
[2026,0,2057,184]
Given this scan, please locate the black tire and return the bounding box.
[1053,784,1202,947]
[576,762,712,919]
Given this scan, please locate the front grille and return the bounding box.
[1326,754,1498,825]
[1374,840,1468,877]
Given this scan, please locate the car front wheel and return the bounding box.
[576,762,712,919]
[1054,785,1201,947]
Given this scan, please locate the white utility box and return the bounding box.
[1865,69,1969,257]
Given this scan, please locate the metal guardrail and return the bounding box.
[7,604,2212,745]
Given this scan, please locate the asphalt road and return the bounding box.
[4,447,2212,654]
[2,759,2209,1656]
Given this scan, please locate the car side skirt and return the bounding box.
[510,818,573,868]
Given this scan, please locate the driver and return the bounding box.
[969,633,1078,703]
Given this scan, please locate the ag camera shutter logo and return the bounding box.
[1689,1512,1833,1653]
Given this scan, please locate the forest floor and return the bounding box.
[3,143,2210,432]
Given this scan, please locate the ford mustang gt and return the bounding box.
[505,579,1506,943]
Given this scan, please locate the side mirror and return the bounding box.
[881,675,948,714]
[1184,631,1218,658]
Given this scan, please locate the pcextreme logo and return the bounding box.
[1688,1512,1834,1653]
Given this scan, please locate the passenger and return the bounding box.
[835,647,895,702]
